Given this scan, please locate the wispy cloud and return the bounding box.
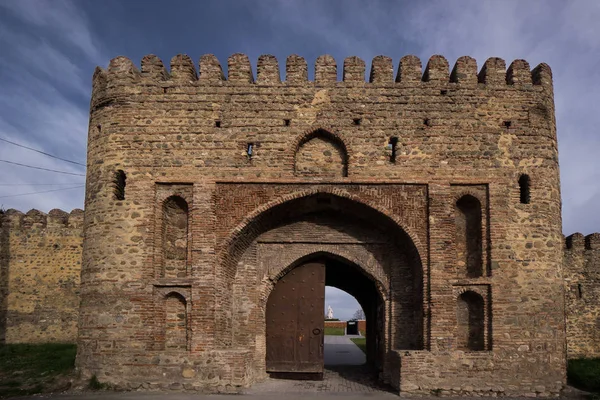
[0,0,102,62]
[0,0,598,236]
[0,0,100,212]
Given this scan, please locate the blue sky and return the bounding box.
[1,0,599,320]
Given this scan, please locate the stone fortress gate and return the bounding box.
[72,52,569,395]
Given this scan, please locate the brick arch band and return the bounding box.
[218,187,426,282]
[264,249,389,303]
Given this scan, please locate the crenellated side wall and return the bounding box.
[0,208,83,343]
[91,53,551,93]
[564,233,600,358]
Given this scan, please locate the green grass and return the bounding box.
[0,343,76,397]
[324,327,345,335]
[350,337,366,355]
[568,358,600,393]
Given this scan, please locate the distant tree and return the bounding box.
[352,309,365,320]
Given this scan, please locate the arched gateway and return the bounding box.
[224,191,424,383]
[78,53,566,396]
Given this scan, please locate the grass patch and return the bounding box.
[568,358,600,393]
[350,337,366,355]
[0,343,76,397]
[324,327,345,336]
[88,374,111,391]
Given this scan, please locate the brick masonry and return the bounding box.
[0,52,597,396]
[324,320,367,335]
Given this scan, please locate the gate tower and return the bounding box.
[77,53,564,396]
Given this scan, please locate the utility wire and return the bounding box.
[0,137,86,167]
[0,185,84,199]
[0,182,85,186]
[0,160,86,176]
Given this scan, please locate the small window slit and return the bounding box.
[519,174,530,204]
[389,137,398,163]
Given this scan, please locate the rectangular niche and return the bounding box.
[453,284,492,351]
[450,184,491,278]
[154,183,193,280]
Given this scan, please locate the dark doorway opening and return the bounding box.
[266,254,385,383]
[323,286,365,366]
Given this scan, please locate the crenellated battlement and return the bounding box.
[0,208,84,230]
[563,231,600,359]
[565,232,600,251]
[91,53,553,96]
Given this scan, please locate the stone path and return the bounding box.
[245,365,394,394]
[246,335,393,394]
[323,335,366,366]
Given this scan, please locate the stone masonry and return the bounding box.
[0,52,598,396]
[0,209,83,343]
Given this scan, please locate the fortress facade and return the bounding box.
[0,52,599,396]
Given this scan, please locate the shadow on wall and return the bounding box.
[0,212,9,343]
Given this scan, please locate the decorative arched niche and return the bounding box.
[294,129,348,177]
[455,194,483,278]
[161,195,189,278]
[163,292,188,351]
[456,290,485,351]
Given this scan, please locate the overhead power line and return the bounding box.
[0,137,86,167]
[0,185,84,199]
[0,160,86,176]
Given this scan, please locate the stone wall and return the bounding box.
[0,208,83,343]
[1,51,594,396]
[564,233,600,358]
[73,51,567,396]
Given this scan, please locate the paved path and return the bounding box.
[324,334,366,366]
[246,334,393,394]
[14,393,398,399]
[246,364,393,394]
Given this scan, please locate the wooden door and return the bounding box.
[266,262,325,376]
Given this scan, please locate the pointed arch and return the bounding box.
[293,128,349,177]
[219,188,425,279]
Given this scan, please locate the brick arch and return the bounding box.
[450,189,485,205]
[265,249,389,302]
[224,190,426,359]
[454,285,487,298]
[164,290,190,302]
[219,187,425,277]
[291,125,352,158]
[260,250,391,371]
[291,126,350,177]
